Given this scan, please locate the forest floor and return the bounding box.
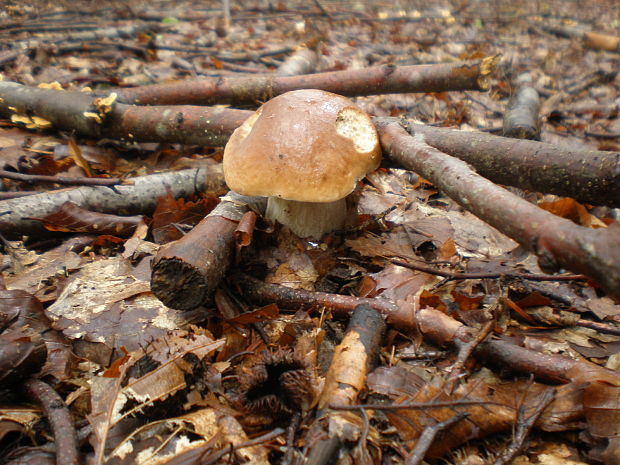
[0,1,619,464]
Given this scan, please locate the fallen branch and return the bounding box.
[23,379,81,465]
[375,118,620,300]
[275,47,318,76]
[2,83,616,207]
[0,81,252,147]
[416,306,620,385]
[0,169,123,187]
[231,272,400,318]
[151,192,265,310]
[405,412,469,465]
[304,303,385,465]
[406,122,620,207]
[0,167,225,237]
[234,276,620,385]
[502,85,541,140]
[105,56,499,105]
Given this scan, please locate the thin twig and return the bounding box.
[405,412,470,465]
[492,388,555,465]
[0,169,124,186]
[23,379,81,465]
[443,317,496,394]
[282,412,301,465]
[201,427,285,465]
[390,258,588,282]
[329,399,496,411]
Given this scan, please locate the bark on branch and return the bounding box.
[0,168,225,236]
[0,81,251,147]
[374,118,620,300]
[406,122,620,207]
[2,82,616,207]
[151,192,265,310]
[104,56,500,106]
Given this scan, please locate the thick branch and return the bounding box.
[151,193,265,310]
[2,82,615,207]
[105,57,499,106]
[0,168,225,237]
[0,81,252,147]
[406,122,620,207]
[375,118,620,300]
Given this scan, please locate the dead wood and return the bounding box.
[502,85,541,140]
[416,306,620,385]
[492,389,555,465]
[105,56,499,106]
[0,169,123,187]
[405,122,620,207]
[3,82,616,208]
[405,412,470,465]
[231,275,620,386]
[23,379,81,465]
[275,47,318,76]
[151,192,265,310]
[231,272,400,317]
[375,118,620,300]
[304,303,385,465]
[583,31,620,52]
[0,167,225,237]
[0,81,252,147]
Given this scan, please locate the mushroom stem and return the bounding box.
[266,197,347,240]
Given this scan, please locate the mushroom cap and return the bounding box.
[223,89,381,203]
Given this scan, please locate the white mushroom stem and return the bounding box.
[266,197,348,240]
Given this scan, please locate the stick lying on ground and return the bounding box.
[1,82,617,207]
[232,275,620,387]
[304,303,385,465]
[375,118,620,300]
[103,56,499,105]
[0,168,225,236]
[151,192,265,310]
[1,83,619,297]
[502,85,541,140]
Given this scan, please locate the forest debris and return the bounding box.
[0,168,122,187]
[404,122,620,207]
[305,304,385,465]
[107,56,500,106]
[151,192,265,310]
[583,31,620,52]
[0,288,72,386]
[375,118,620,300]
[492,388,555,465]
[416,306,620,385]
[87,329,226,465]
[45,256,205,352]
[235,348,318,422]
[502,85,541,140]
[0,167,225,237]
[2,82,616,209]
[31,201,145,236]
[23,379,81,465]
[405,412,469,465]
[232,272,400,318]
[0,81,253,147]
[275,47,318,76]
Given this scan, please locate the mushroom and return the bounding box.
[223,89,381,239]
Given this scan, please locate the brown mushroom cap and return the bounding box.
[223,89,381,203]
